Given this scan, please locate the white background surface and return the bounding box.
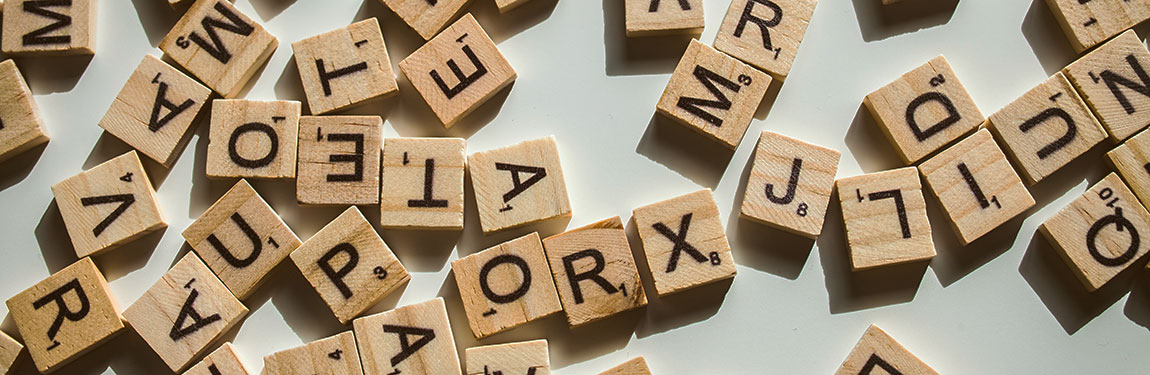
[1,0,1148,373]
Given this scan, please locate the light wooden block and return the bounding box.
[495,0,531,13]
[0,59,48,163]
[182,179,303,300]
[864,55,984,164]
[1045,0,1150,53]
[624,0,704,37]
[1039,173,1150,291]
[399,14,516,128]
[836,325,938,375]
[633,189,736,296]
[207,100,300,180]
[985,72,1106,185]
[542,217,647,327]
[1108,127,1150,208]
[835,167,935,271]
[99,55,212,167]
[352,298,461,375]
[297,116,383,206]
[0,330,21,375]
[656,40,771,149]
[378,0,470,40]
[919,129,1035,245]
[714,0,817,81]
[160,0,277,98]
[292,18,399,115]
[380,137,466,230]
[182,343,251,375]
[1,0,95,55]
[51,151,167,258]
[451,232,562,339]
[599,357,651,375]
[123,253,248,372]
[469,136,572,234]
[263,331,362,375]
[1063,30,1150,142]
[740,130,840,238]
[290,207,410,324]
[465,339,549,375]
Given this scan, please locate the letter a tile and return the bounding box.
[263,331,362,375]
[469,136,572,234]
[714,0,818,81]
[352,298,461,375]
[1,0,96,55]
[297,116,383,206]
[183,343,251,375]
[0,59,49,164]
[633,189,736,296]
[451,232,562,338]
[740,130,840,238]
[1063,30,1150,142]
[465,339,550,375]
[160,0,278,98]
[207,100,301,180]
[292,18,399,115]
[836,325,938,375]
[836,167,935,270]
[543,217,647,327]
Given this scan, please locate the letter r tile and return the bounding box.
[542,217,647,327]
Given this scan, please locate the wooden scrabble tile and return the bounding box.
[624,0,704,37]
[0,59,48,163]
[398,14,516,128]
[183,343,251,375]
[919,129,1035,245]
[740,130,840,238]
[99,55,212,167]
[451,232,562,338]
[633,189,736,296]
[496,0,531,13]
[352,298,461,375]
[380,137,466,230]
[465,339,549,375]
[1039,173,1150,291]
[1045,0,1150,53]
[290,206,410,324]
[864,55,984,164]
[1064,30,1150,142]
[292,18,399,115]
[378,0,470,40]
[263,331,362,375]
[468,136,572,234]
[985,72,1106,185]
[51,151,167,258]
[656,40,771,149]
[713,0,817,81]
[182,179,303,300]
[207,100,301,180]
[297,116,383,206]
[835,325,938,375]
[1108,128,1150,207]
[123,253,248,372]
[160,0,278,98]
[599,357,651,375]
[1,0,95,55]
[0,330,21,374]
[5,258,124,373]
[542,217,647,327]
[835,167,935,270]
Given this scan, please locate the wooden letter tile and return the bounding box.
[5,258,123,373]
[599,357,651,375]
[740,130,840,238]
[0,329,21,374]
[182,179,302,300]
[985,72,1106,185]
[380,137,466,230]
[51,151,167,258]
[1108,127,1150,207]
[99,55,212,167]
[352,298,462,375]
[835,325,938,375]
[1045,0,1150,52]
[624,0,704,37]
[379,0,470,40]
[160,0,278,98]
[207,100,300,180]
[465,339,549,375]
[1064,30,1150,142]
[263,331,362,375]
[123,253,248,372]
[656,40,771,149]
[1039,173,1150,291]
[836,167,935,270]
[0,59,48,163]
[543,217,647,327]
[399,14,516,128]
[919,129,1035,245]
[451,232,562,338]
[297,116,383,206]
[183,343,251,375]
[864,55,984,164]
[496,0,532,12]
[633,189,736,296]
[1,0,95,55]
[290,207,410,324]
[714,0,817,81]
[469,136,572,234]
[292,18,399,115]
